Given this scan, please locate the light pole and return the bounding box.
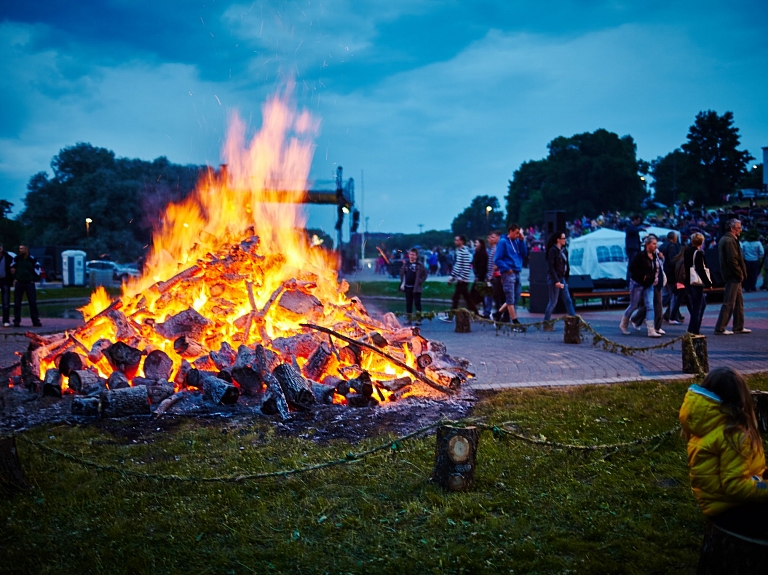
[85,218,92,238]
[485,206,492,234]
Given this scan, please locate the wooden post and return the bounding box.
[563,316,581,344]
[697,520,768,574]
[454,310,471,333]
[752,391,768,433]
[683,335,709,374]
[0,436,31,492]
[431,425,480,492]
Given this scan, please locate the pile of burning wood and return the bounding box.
[15,235,474,421]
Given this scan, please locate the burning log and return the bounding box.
[107,371,130,390]
[173,336,208,359]
[104,342,144,379]
[302,323,454,395]
[338,345,360,365]
[42,369,62,398]
[101,385,150,418]
[68,370,102,394]
[377,376,412,392]
[417,351,473,373]
[260,373,291,420]
[271,333,322,360]
[71,397,99,417]
[210,342,237,370]
[153,391,184,418]
[277,289,323,319]
[87,338,113,364]
[346,393,378,408]
[143,350,174,380]
[57,351,84,377]
[311,383,336,404]
[20,351,42,393]
[154,308,212,340]
[174,359,193,387]
[152,264,203,294]
[230,345,262,396]
[303,342,333,382]
[273,364,316,410]
[392,385,413,401]
[425,366,463,390]
[200,372,240,405]
[106,308,140,340]
[147,381,175,404]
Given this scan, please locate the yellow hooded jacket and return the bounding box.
[679,384,768,516]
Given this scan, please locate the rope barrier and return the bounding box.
[14,417,678,484]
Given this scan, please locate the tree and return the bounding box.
[506,129,647,226]
[740,163,763,191]
[649,149,705,205]
[681,110,753,205]
[451,195,505,239]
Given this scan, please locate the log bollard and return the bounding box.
[697,520,768,574]
[431,425,480,492]
[563,316,581,344]
[682,334,709,374]
[454,310,471,333]
[752,391,768,433]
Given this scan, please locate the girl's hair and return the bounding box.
[475,238,486,252]
[545,231,565,253]
[691,232,704,248]
[701,367,763,454]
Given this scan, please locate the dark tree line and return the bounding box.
[20,143,204,262]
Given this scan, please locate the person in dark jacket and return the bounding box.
[684,233,712,335]
[630,235,667,335]
[714,219,749,335]
[542,231,576,330]
[624,214,645,285]
[471,239,490,318]
[399,248,428,323]
[0,243,13,326]
[660,231,684,323]
[10,245,41,327]
[620,236,661,338]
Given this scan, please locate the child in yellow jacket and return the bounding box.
[679,367,768,537]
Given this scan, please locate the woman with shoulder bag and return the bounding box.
[684,232,712,335]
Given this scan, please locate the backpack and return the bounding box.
[674,247,687,284]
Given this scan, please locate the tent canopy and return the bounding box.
[568,228,627,280]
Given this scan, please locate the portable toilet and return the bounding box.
[61,250,86,286]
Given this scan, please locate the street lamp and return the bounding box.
[485,206,492,233]
[85,218,92,238]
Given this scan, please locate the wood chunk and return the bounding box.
[382,312,402,331]
[376,376,412,392]
[563,316,581,344]
[210,342,236,370]
[173,336,208,359]
[338,364,364,379]
[273,363,316,410]
[303,342,333,381]
[277,289,324,319]
[68,370,102,394]
[200,372,240,405]
[431,425,480,492]
[271,333,321,360]
[154,308,212,340]
[87,338,113,363]
[20,351,42,393]
[192,355,215,371]
[230,345,262,396]
[260,372,291,420]
[368,332,389,348]
[346,393,378,408]
[392,385,413,401]
[174,359,193,387]
[146,381,175,404]
[311,383,336,404]
[426,340,447,354]
[153,391,184,418]
[425,365,463,390]
[71,397,99,417]
[58,351,84,377]
[42,369,62,398]
[104,342,144,379]
[143,350,173,380]
[101,385,150,418]
[338,345,360,365]
[107,371,130,390]
[683,334,709,374]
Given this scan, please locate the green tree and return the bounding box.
[506,129,647,226]
[681,110,753,205]
[649,149,704,205]
[740,163,763,191]
[451,195,505,239]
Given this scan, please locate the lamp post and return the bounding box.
[85,218,92,238]
[485,206,492,234]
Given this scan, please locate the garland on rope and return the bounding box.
[576,317,689,356]
[393,308,564,335]
[13,418,679,484]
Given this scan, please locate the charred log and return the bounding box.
[431,425,480,492]
[347,393,378,408]
[143,350,174,380]
[58,351,84,377]
[260,372,291,420]
[147,381,175,404]
[104,342,144,379]
[153,391,184,418]
[271,333,322,360]
[230,345,262,396]
[377,376,412,392]
[173,336,208,359]
[71,396,99,417]
[303,342,333,381]
[106,371,130,390]
[174,359,193,388]
[68,370,102,394]
[87,338,113,364]
[20,351,41,393]
[273,364,316,411]
[277,289,323,319]
[42,369,62,398]
[210,342,237,370]
[200,372,240,405]
[154,308,212,340]
[101,385,150,418]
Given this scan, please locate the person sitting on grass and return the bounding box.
[679,367,768,538]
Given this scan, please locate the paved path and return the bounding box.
[2,291,766,390]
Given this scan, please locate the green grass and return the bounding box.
[34,286,122,301]
[347,280,455,299]
[6,375,768,573]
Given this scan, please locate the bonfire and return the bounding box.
[19,89,473,420]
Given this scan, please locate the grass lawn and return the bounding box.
[347,280,455,300]
[6,374,768,573]
[34,286,122,301]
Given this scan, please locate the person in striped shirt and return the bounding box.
[446,235,478,316]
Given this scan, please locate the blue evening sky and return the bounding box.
[1,1,766,237]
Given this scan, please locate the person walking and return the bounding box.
[684,232,711,335]
[399,248,428,324]
[471,239,490,318]
[620,236,662,338]
[10,244,42,328]
[0,243,12,327]
[485,232,501,319]
[445,235,478,316]
[542,231,576,331]
[494,224,525,325]
[660,231,684,323]
[714,219,750,335]
[624,214,644,286]
[741,229,764,293]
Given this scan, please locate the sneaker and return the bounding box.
[439,316,453,323]
[734,328,752,334]
[668,319,681,325]
[632,322,643,331]
[12,323,20,328]
[656,327,666,335]
[714,329,734,335]
[2,322,10,327]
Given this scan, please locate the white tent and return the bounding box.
[568,228,627,280]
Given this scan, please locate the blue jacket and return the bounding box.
[494,236,527,274]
